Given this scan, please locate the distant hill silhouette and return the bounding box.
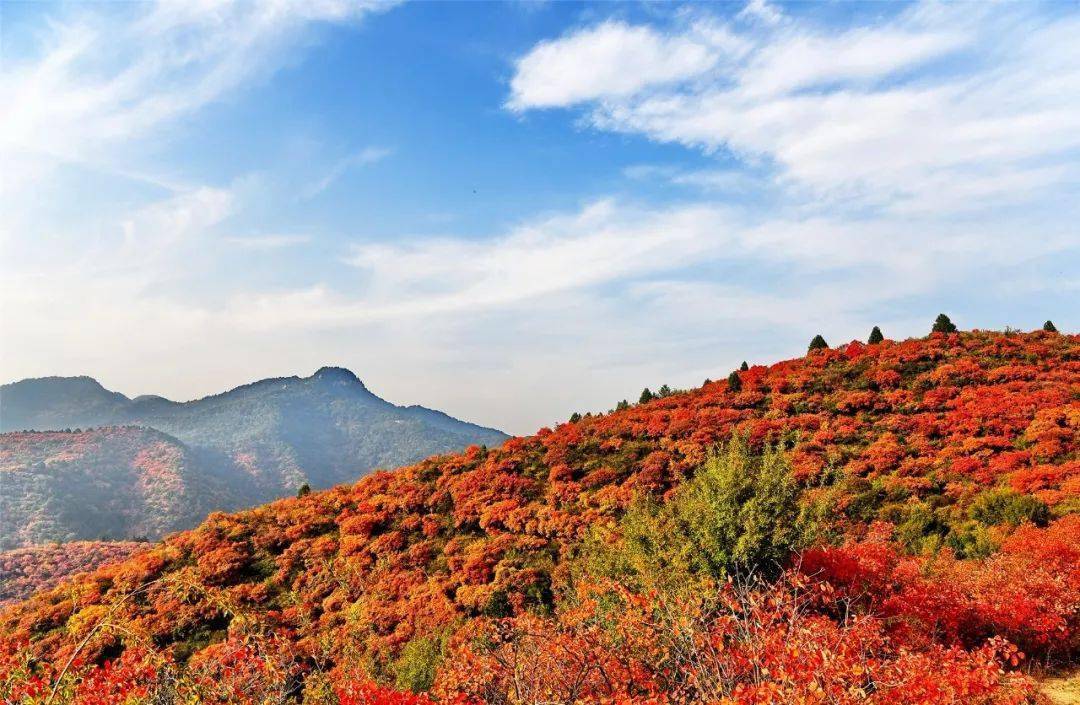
[0,368,507,547]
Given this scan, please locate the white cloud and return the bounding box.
[509,2,1080,216]
[507,20,746,110]
[121,187,234,253]
[0,0,393,186]
[737,0,782,27]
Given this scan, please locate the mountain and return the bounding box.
[0,375,129,431]
[1,329,1077,704]
[1,368,508,528]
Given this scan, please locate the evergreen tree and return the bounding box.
[569,412,582,423]
[868,325,884,344]
[639,388,655,404]
[740,361,749,371]
[658,384,672,398]
[615,399,630,411]
[808,334,828,351]
[727,371,742,392]
[297,483,311,498]
[932,313,957,333]
[1043,320,1058,333]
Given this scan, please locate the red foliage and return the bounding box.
[0,541,146,605]
[0,330,1076,703]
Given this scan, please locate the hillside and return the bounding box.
[0,368,508,542]
[0,427,236,549]
[0,541,147,605]
[2,329,1077,704]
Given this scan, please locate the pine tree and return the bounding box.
[932,313,957,333]
[569,412,582,423]
[658,384,672,398]
[808,334,828,352]
[1043,320,1058,333]
[639,388,655,404]
[868,326,884,344]
[727,371,742,392]
[297,483,311,498]
[740,361,749,371]
[615,399,630,411]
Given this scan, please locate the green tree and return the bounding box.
[581,440,806,589]
[639,388,655,404]
[740,361,749,371]
[727,371,742,392]
[932,313,957,333]
[868,326,884,344]
[658,384,673,398]
[569,412,582,423]
[808,334,828,351]
[296,483,311,498]
[1043,320,1058,333]
[615,399,630,411]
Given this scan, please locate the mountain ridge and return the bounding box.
[0,367,508,548]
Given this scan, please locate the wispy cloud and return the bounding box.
[223,234,311,250]
[301,146,393,200]
[1,2,392,176]
[507,20,746,111]
[509,2,1080,216]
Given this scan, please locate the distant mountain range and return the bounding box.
[0,368,507,548]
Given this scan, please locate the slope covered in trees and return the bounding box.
[1,329,1077,704]
[0,542,147,605]
[0,427,233,549]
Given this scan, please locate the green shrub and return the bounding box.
[969,488,1049,527]
[895,501,946,554]
[393,633,445,693]
[945,520,999,559]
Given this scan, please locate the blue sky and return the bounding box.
[2,0,1078,434]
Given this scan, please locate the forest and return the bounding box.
[1,326,1077,704]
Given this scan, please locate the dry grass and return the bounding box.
[1041,670,1080,705]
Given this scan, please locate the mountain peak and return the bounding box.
[310,366,365,388]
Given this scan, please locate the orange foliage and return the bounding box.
[0,329,1076,703]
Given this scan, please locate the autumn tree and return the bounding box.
[868,325,884,344]
[932,313,958,333]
